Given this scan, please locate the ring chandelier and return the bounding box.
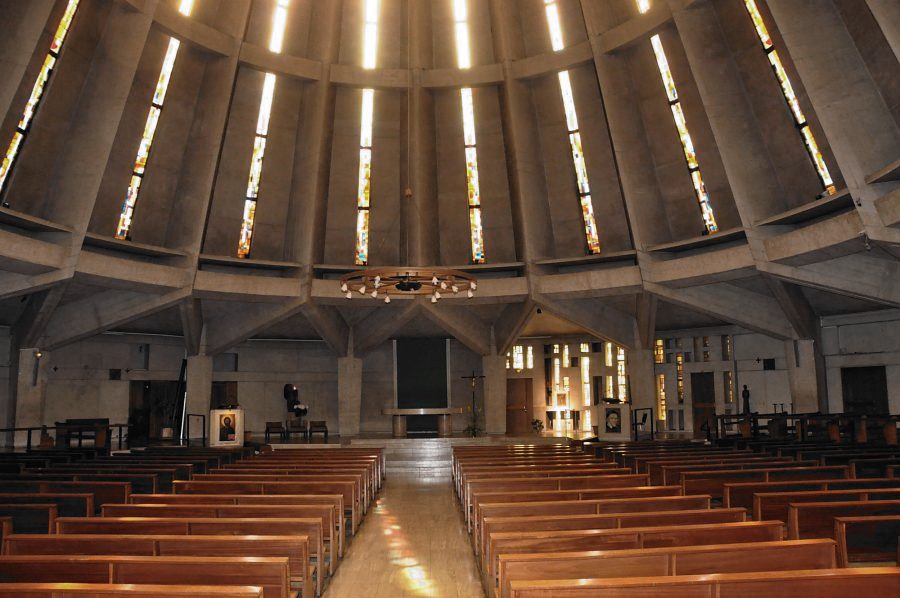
[340,267,477,303]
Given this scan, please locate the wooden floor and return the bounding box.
[324,475,484,597]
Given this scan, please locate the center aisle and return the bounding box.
[324,475,484,597]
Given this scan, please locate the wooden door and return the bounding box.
[691,372,716,439]
[841,366,889,415]
[506,378,533,436]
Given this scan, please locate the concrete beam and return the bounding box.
[11,285,68,349]
[298,302,349,357]
[42,287,192,351]
[350,302,420,356]
[635,293,657,350]
[421,303,492,356]
[493,300,536,356]
[204,298,306,356]
[763,277,819,340]
[179,299,204,356]
[536,296,638,350]
[645,281,794,340]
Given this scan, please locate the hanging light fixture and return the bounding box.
[340,267,477,303]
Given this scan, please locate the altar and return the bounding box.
[382,407,465,438]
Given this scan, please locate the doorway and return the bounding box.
[128,381,181,445]
[506,378,533,436]
[841,366,889,415]
[690,372,716,439]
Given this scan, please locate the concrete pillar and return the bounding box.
[337,356,362,438]
[47,0,156,229]
[0,0,54,128]
[184,354,212,441]
[629,349,656,414]
[12,348,50,448]
[866,0,900,62]
[785,339,828,414]
[482,354,507,435]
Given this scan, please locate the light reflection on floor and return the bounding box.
[323,475,484,597]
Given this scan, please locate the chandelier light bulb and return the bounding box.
[371,290,378,298]
[434,290,441,299]
[451,284,459,294]
[431,294,437,304]
[440,281,448,290]
[346,291,352,299]
[374,275,381,285]
[467,289,474,298]
[340,282,348,293]
[431,276,439,286]
[471,281,477,291]
[384,295,391,304]
[358,285,366,295]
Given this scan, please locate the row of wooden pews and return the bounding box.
[0,444,384,597]
[455,440,900,598]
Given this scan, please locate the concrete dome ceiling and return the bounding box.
[0,0,897,359]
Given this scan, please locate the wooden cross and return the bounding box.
[461,371,485,436]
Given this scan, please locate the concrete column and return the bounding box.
[337,356,362,438]
[629,349,656,414]
[47,0,156,229]
[482,354,507,435]
[866,0,900,62]
[184,354,212,441]
[0,0,54,128]
[766,0,900,222]
[785,339,828,413]
[12,348,50,448]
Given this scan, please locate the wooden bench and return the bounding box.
[0,503,58,533]
[207,468,375,504]
[496,538,837,598]
[190,473,366,512]
[481,508,747,575]
[660,459,814,486]
[505,567,900,597]
[787,499,900,539]
[270,448,385,481]
[724,477,900,510]
[0,516,9,545]
[645,455,787,484]
[54,461,194,481]
[103,503,338,574]
[465,475,649,527]
[1,480,130,509]
[4,533,312,598]
[682,466,851,499]
[835,514,900,565]
[54,517,324,595]
[3,472,158,494]
[754,487,900,521]
[475,494,710,555]
[0,493,93,518]
[226,461,379,493]
[30,467,179,491]
[486,520,784,584]
[0,555,292,598]
[173,480,360,533]
[0,582,264,597]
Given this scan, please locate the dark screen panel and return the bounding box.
[397,339,447,432]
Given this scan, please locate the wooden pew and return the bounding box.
[3,472,158,494]
[787,500,900,540]
[102,503,338,574]
[204,469,372,507]
[4,533,312,598]
[0,582,264,597]
[496,539,837,598]
[465,475,650,527]
[30,466,179,491]
[1,480,130,509]
[0,516,9,545]
[486,520,784,584]
[224,462,378,494]
[681,465,851,499]
[53,461,194,481]
[475,494,711,556]
[0,555,291,598]
[754,487,900,521]
[269,448,385,481]
[835,515,900,565]
[645,455,787,484]
[55,516,324,595]
[461,467,631,500]
[0,493,93,518]
[0,503,58,533]
[660,459,815,486]
[506,567,900,597]
[174,480,360,533]
[481,508,747,575]
[133,493,345,557]
[724,477,900,511]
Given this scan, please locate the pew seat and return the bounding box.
[0,582,264,597]
[787,499,900,540]
[834,515,900,565]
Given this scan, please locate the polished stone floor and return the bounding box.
[324,475,484,597]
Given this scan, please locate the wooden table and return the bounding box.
[382,408,465,438]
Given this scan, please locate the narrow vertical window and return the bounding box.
[562,344,570,365]
[116,0,194,239]
[616,346,627,402]
[525,346,534,369]
[355,0,379,265]
[657,373,667,420]
[604,342,613,367]
[636,2,718,234]
[654,339,665,363]
[512,345,524,370]
[0,0,81,197]
[553,357,561,406]
[581,356,591,406]
[454,1,486,263]
[743,0,834,194]
[237,0,290,258]
[580,342,590,353]
[676,352,684,403]
[724,370,734,404]
[542,0,601,254]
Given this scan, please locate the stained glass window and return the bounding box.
[115,1,195,239]
[454,2,486,263]
[743,0,834,193]
[604,342,613,367]
[542,4,602,254]
[526,346,534,369]
[1,0,81,197]
[581,356,591,406]
[676,352,684,403]
[562,344,570,365]
[512,345,524,370]
[654,339,665,363]
[657,373,667,420]
[355,0,379,265]
[580,342,590,353]
[235,1,290,257]
[616,346,627,402]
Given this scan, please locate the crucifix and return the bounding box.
[461,371,485,437]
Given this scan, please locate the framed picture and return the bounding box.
[210,408,244,446]
[605,407,622,434]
